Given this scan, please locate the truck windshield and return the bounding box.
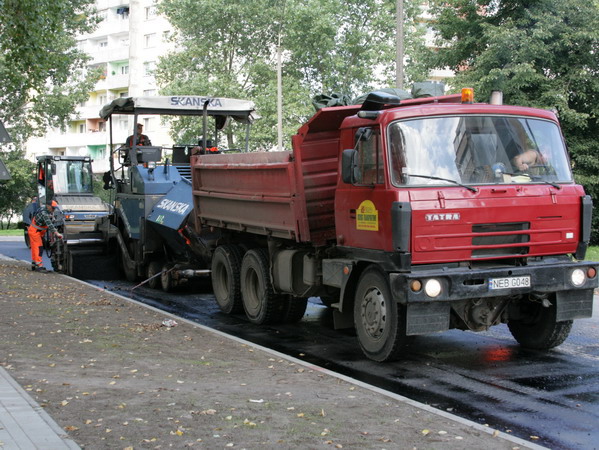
[388,116,573,187]
[53,160,93,194]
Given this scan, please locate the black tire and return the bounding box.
[282,296,308,323]
[161,264,175,292]
[240,248,282,324]
[211,245,244,314]
[120,248,137,282]
[146,260,163,290]
[508,296,572,349]
[354,267,409,362]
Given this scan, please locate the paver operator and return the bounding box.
[28,200,63,272]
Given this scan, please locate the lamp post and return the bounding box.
[396,0,404,89]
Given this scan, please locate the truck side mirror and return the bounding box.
[356,127,373,142]
[342,149,360,184]
[51,163,57,175]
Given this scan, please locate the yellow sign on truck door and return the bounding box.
[356,200,379,231]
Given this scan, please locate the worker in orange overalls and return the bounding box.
[28,200,63,272]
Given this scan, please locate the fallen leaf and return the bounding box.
[422,429,430,436]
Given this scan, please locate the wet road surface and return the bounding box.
[2,238,599,449]
[96,279,599,450]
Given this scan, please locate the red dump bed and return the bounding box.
[191,105,359,245]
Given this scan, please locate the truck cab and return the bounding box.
[332,90,595,360]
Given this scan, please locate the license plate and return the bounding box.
[488,275,531,290]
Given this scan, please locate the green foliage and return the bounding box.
[0,150,36,228]
[156,0,429,150]
[0,0,100,146]
[426,0,599,242]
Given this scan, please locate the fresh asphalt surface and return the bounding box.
[2,237,599,449]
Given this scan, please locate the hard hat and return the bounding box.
[50,200,58,207]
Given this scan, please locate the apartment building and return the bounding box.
[26,1,453,172]
[26,0,174,173]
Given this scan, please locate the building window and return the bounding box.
[98,94,107,105]
[79,124,85,134]
[145,6,156,20]
[99,122,106,132]
[144,33,156,48]
[121,65,129,75]
[99,40,108,48]
[116,7,129,19]
[143,61,156,76]
[118,119,128,132]
[143,89,157,96]
[119,91,129,98]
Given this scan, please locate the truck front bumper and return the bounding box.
[389,259,597,334]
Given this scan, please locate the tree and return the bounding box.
[0,150,35,228]
[0,0,100,146]
[426,0,599,242]
[156,0,428,149]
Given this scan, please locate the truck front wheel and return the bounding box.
[212,245,243,314]
[508,296,572,349]
[354,267,408,362]
[240,248,282,324]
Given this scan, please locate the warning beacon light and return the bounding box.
[461,87,474,104]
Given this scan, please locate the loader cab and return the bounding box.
[37,155,93,205]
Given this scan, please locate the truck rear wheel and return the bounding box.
[508,296,572,349]
[211,245,244,314]
[282,296,308,323]
[354,267,408,362]
[240,248,282,324]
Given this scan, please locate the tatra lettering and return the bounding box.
[425,213,460,221]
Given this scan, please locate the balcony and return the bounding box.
[89,46,129,65]
[105,73,130,90]
[96,0,130,9]
[45,130,110,148]
[76,105,106,120]
[87,18,129,39]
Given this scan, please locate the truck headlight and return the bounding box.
[424,279,442,297]
[571,269,586,287]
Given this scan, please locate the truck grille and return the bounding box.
[471,222,530,258]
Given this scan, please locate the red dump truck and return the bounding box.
[191,89,597,362]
